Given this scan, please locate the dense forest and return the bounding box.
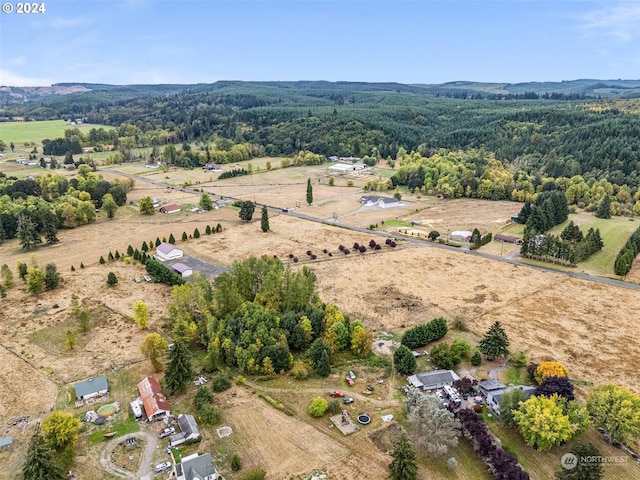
[2,80,640,211]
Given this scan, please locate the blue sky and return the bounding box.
[1,0,639,86]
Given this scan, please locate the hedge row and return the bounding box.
[400,317,448,349]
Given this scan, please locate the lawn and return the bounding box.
[0,120,110,146]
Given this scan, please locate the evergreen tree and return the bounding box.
[595,195,611,219]
[44,263,60,290]
[127,245,134,256]
[182,231,188,241]
[155,237,161,247]
[107,272,118,286]
[306,178,313,205]
[315,349,331,377]
[394,345,417,375]
[205,225,212,235]
[165,339,194,394]
[389,433,418,480]
[194,228,200,238]
[17,213,41,250]
[517,200,532,224]
[141,241,148,252]
[169,233,176,244]
[108,252,114,261]
[478,321,510,360]
[22,433,65,480]
[99,256,105,264]
[0,220,5,244]
[41,210,59,245]
[261,205,270,232]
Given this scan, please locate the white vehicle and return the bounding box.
[155,462,172,473]
[158,427,175,439]
[144,275,152,282]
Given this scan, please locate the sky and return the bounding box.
[0,0,639,86]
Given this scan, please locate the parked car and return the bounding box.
[158,427,175,439]
[134,277,142,283]
[144,275,152,282]
[345,377,354,386]
[348,370,356,379]
[155,462,172,473]
[330,391,344,397]
[342,397,354,404]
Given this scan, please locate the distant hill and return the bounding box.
[2,79,640,106]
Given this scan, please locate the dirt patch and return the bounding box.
[370,422,403,454]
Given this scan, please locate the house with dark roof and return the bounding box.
[486,386,537,414]
[156,242,183,262]
[478,379,505,397]
[74,375,109,401]
[170,414,201,446]
[407,370,460,391]
[160,204,181,214]
[174,453,218,480]
[137,377,170,421]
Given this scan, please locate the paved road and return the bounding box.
[102,167,640,292]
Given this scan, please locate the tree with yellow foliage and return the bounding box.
[534,361,569,384]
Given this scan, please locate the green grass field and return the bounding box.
[501,211,637,276]
[0,120,110,145]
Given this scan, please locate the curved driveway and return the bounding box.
[99,431,159,479]
[102,167,640,292]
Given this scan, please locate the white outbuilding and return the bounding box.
[155,243,183,261]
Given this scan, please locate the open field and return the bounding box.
[2,162,640,479]
[0,120,110,146]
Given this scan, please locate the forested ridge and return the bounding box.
[2,80,640,195]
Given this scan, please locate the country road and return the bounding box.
[101,167,640,292]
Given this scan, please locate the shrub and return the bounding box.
[99,256,105,264]
[106,272,118,286]
[470,351,482,366]
[231,454,242,471]
[182,232,188,241]
[70,265,75,271]
[80,262,84,269]
[194,387,213,409]
[198,404,221,425]
[211,375,232,392]
[291,362,309,380]
[308,397,328,417]
[236,375,246,385]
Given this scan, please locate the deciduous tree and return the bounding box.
[499,388,529,427]
[587,383,640,445]
[41,411,80,450]
[535,376,575,401]
[534,361,569,384]
[239,200,255,222]
[101,193,118,218]
[139,195,155,214]
[133,300,149,329]
[405,387,460,455]
[26,267,45,294]
[199,192,213,211]
[308,397,328,417]
[140,333,168,372]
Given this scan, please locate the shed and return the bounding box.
[156,243,183,261]
[450,230,473,242]
[160,204,181,214]
[407,369,460,391]
[74,375,109,401]
[172,262,193,279]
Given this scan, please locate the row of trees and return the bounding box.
[614,225,640,276]
[520,227,603,266]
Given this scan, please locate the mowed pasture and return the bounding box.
[2,160,640,479]
[0,120,110,146]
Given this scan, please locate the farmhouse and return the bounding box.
[160,204,181,214]
[450,230,473,242]
[137,376,170,421]
[170,414,200,446]
[486,386,536,414]
[407,369,460,391]
[156,243,183,261]
[172,262,193,279]
[74,375,109,402]
[359,195,401,208]
[174,453,218,480]
[494,234,522,245]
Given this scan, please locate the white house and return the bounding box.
[170,414,200,446]
[172,262,193,279]
[450,230,473,242]
[174,453,218,480]
[74,375,109,401]
[407,370,460,391]
[155,243,183,261]
[360,195,401,208]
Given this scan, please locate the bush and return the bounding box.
[401,317,448,349]
[236,375,246,385]
[194,387,213,410]
[99,256,105,264]
[211,374,232,392]
[241,468,266,480]
[231,454,242,471]
[470,351,482,366]
[106,272,118,286]
[291,362,309,380]
[308,397,328,417]
[198,404,221,425]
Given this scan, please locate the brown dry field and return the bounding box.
[2,162,640,479]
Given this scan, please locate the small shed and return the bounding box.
[74,375,109,401]
[156,243,183,261]
[160,204,181,214]
[172,262,193,279]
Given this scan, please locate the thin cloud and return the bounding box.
[579,2,640,41]
[0,69,52,87]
